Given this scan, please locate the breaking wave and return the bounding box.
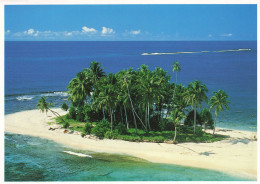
[141,48,251,56]
[63,151,93,158]
[44,91,68,97]
[7,91,69,101]
[16,96,34,101]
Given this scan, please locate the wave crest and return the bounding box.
[63,151,92,158]
[141,48,251,56]
[16,96,34,101]
[44,91,68,97]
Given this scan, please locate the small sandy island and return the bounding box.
[5,108,257,180]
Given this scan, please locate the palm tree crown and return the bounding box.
[37,96,50,114]
[209,90,230,134]
[209,90,230,116]
[184,80,208,133]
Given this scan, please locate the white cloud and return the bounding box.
[65,32,72,36]
[101,27,115,35]
[33,31,39,37]
[24,28,35,35]
[6,30,10,34]
[220,33,232,37]
[130,30,141,35]
[82,26,97,33]
[22,29,39,36]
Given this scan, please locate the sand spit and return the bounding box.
[5,109,257,180]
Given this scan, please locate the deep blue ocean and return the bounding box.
[5,41,257,130]
[4,41,257,181]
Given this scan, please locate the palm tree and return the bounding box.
[93,73,118,130]
[209,90,230,134]
[123,69,141,132]
[172,61,181,99]
[37,96,50,115]
[116,70,131,129]
[37,96,65,122]
[184,80,208,134]
[86,61,105,89]
[200,108,214,130]
[168,108,186,143]
[67,71,92,106]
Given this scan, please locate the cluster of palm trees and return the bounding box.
[63,61,230,136]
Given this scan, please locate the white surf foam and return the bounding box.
[63,151,93,158]
[16,96,34,101]
[43,91,69,97]
[141,48,252,56]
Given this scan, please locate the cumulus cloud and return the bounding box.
[101,27,115,35]
[220,33,232,37]
[130,30,141,35]
[24,28,35,35]
[65,32,72,36]
[22,29,40,36]
[82,26,97,33]
[34,31,39,37]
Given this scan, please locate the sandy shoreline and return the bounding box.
[5,108,257,180]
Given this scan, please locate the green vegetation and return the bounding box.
[209,90,230,134]
[54,115,226,143]
[38,96,66,123]
[42,61,230,144]
[61,102,69,111]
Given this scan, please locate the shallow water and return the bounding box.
[4,133,252,181]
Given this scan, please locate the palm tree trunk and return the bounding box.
[120,105,124,123]
[127,88,146,130]
[172,73,178,100]
[110,109,113,131]
[194,104,197,134]
[173,124,177,143]
[123,104,129,129]
[148,101,151,131]
[127,88,137,131]
[145,104,147,130]
[102,106,106,120]
[213,117,217,135]
[114,110,116,124]
[204,121,207,131]
[48,108,65,123]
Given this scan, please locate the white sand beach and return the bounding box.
[5,108,257,180]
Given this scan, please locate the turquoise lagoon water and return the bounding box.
[5,133,252,181]
[4,41,257,181]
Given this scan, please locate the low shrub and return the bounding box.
[63,122,70,128]
[158,119,174,131]
[151,136,165,143]
[115,122,127,135]
[184,110,202,126]
[68,106,77,120]
[84,123,92,134]
[75,107,85,122]
[76,112,85,122]
[104,130,119,139]
[91,119,110,138]
[200,108,214,129]
[61,103,69,111]
[83,104,103,122]
[81,133,86,137]
[195,127,204,136]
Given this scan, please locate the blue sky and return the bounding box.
[4,5,257,41]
